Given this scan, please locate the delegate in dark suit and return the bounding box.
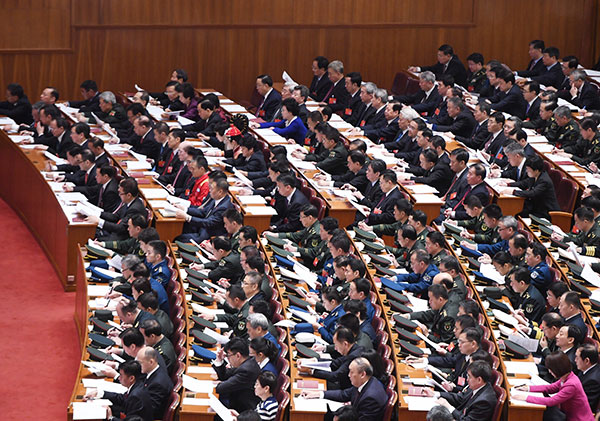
[364,117,400,143]
[453,183,490,220]
[69,92,101,114]
[517,58,546,78]
[510,171,560,219]
[354,104,376,128]
[323,376,388,421]
[394,89,441,117]
[579,363,600,412]
[309,75,333,102]
[412,161,453,196]
[103,380,154,421]
[0,95,33,125]
[490,85,527,119]
[421,56,468,87]
[213,357,261,413]
[366,187,404,225]
[433,109,477,138]
[440,382,497,421]
[456,119,490,150]
[143,365,173,419]
[256,89,282,122]
[271,189,310,233]
[98,197,147,240]
[523,97,543,128]
[96,178,121,213]
[570,82,600,110]
[323,79,350,113]
[313,344,365,390]
[180,195,234,242]
[343,91,364,126]
[532,63,564,89]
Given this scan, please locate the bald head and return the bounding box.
[136,345,159,374]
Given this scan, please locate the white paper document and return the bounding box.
[72,401,109,420]
[182,374,216,393]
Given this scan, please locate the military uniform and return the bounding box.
[457,214,499,244]
[570,134,600,167]
[315,143,349,176]
[566,224,600,257]
[104,237,144,259]
[467,68,487,93]
[150,259,172,289]
[510,284,546,323]
[544,117,580,149]
[529,261,553,295]
[204,252,244,283]
[280,221,324,268]
[154,335,177,375]
[215,300,250,339]
[382,264,440,296]
[230,230,241,254]
[431,249,449,267]
[304,142,328,162]
[317,304,345,343]
[372,219,406,238]
[410,301,457,343]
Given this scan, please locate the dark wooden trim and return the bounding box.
[72,22,477,30]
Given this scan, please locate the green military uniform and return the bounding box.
[431,249,449,267]
[104,237,144,259]
[153,309,174,338]
[316,143,348,175]
[567,223,600,257]
[467,68,487,93]
[280,220,324,268]
[215,300,250,339]
[415,228,428,248]
[372,219,406,238]
[387,242,425,268]
[154,335,177,374]
[512,252,527,267]
[230,230,241,254]
[304,142,327,162]
[457,214,499,244]
[409,301,457,343]
[569,134,600,167]
[544,117,580,149]
[204,252,244,283]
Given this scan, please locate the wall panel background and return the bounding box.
[0,0,597,104]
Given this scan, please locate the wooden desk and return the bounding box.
[0,131,96,291]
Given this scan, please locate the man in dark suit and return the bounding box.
[342,72,364,125]
[499,143,529,183]
[353,159,385,212]
[445,164,490,221]
[213,337,261,413]
[94,166,121,212]
[176,178,233,242]
[384,107,420,153]
[394,71,441,117]
[255,74,281,121]
[86,360,154,421]
[531,47,564,89]
[125,116,161,163]
[353,82,378,128]
[455,101,491,149]
[65,149,98,198]
[270,173,310,232]
[517,40,546,77]
[138,346,173,419]
[365,170,405,226]
[436,361,498,421]
[410,44,468,87]
[489,70,527,119]
[182,99,226,137]
[68,80,101,114]
[411,149,453,196]
[0,83,33,125]
[522,81,543,128]
[568,70,600,110]
[432,97,476,138]
[481,112,508,160]
[319,60,350,113]
[310,56,333,102]
[362,102,401,143]
[353,89,389,135]
[88,178,147,241]
[47,117,74,158]
[576,344,600,412]
[304,357,387,419]
[83,91,129,131]
[224,136,266,173]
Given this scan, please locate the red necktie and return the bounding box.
[98,185,105,207]
[84,173,88,184]
[172,164,185,186]
[322,84,335,102]
[161,151,175,176]
[453,187,472,211]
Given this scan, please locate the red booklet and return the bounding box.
[297,380,319,389]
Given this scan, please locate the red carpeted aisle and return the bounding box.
[0,198,80,420]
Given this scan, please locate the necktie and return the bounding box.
[526,102,531,113]
[84,172,88,184]
[442,174,458,201]
[323,84,335,102]
[255,94,266,117]
[483,134,495,152]
[98,185,105,207]
[528,60,535,71]
[112,201,124,214]
[453,186,472,211]
[172,164,185,186]
[516,166,521,180]
[161,151,175,176]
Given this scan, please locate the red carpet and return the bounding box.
[0,198,80,420]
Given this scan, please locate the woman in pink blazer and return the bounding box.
[513,352,594,421]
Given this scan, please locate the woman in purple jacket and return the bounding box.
[513,352,594,421]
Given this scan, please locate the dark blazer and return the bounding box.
[366,187,405,225]
[412,161,453,196]
[532,62,565,89]
[570,82,600,110]
[333,166,369,193]
[510,171,561,219]
[226,150,267,173]
[440,382,497,421]
[428,98,451,126]
[49,131,75,158]
[490,85,527,119]
[96,178,120,212]
[361,106,387,132]
[359,181,384,208]
[72,166,99,199]
[343,91,365,125]
[364,116,400,143]
[443,169,469,209]
[309,75,333,102]
[104,380,154,421]
[182,111,225,137]
[518,58,546,78]
[69,92,101,114]
[454,182,490,220]
[100,197,147,239]
[501,163,530,183]
[355,104,376,128]
[323,79,350,113]
[421,55,468,87]
[324,377,388,420]
[524,97,543,128]
[143,365,173,419]
[0,96,33,125]
[579,363,600,412]
[456,119,490,150]
[395,88,442,117]
[256,89,282,121]
[271,189,311,233]
[213,357,261,413]
[187,195,234,238]
[133,129,162,163]
[313,344,365,390]
[483,132,508,158]
[434,109,477,138]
